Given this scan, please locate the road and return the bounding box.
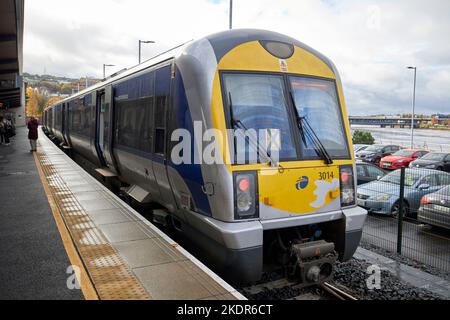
[351,125,450,152]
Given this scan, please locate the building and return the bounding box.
[432,114,450,126]
[0,0,25,126]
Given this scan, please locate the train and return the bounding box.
[43,29,367,284]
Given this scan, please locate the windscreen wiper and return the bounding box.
[228,92,279,167]
[289,90,333,165]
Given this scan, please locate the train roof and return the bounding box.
[46,29,338,110]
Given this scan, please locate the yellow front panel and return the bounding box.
[259,166,340,214]
[210,40,353,216]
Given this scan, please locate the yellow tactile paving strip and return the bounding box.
[34,151,151,300]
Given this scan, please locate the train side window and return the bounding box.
[154,66,170,155]
[115,70,154,153]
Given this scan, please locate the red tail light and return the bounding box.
[238,178,250,192]
[341,171,350,183]
[420,196,431,205]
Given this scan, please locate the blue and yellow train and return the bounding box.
[43,29,367,284]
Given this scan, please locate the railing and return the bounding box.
[358,166,450,274]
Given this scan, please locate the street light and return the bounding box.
[229,0,233,29]
[103,64,115,79]
[139,40,155,64]
[407,66,417,149]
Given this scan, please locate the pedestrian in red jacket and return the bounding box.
[27,117,39,152]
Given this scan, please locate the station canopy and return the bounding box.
[0,0,24,110]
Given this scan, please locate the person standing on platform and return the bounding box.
[4,117,14,144]
[0,117,5,145]
[27,117,39,152]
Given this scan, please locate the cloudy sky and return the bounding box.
[24,0,450,115]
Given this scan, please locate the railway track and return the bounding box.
[320,282,358,300]
[241,278,357,301]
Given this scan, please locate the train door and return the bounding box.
[96,85,118,173]
[152,66,177,211]
[62,103,70,146]
[95,90,107,167]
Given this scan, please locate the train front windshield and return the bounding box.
[223,73,350,163]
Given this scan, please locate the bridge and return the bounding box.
[349,116,432,128]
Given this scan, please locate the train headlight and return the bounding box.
[234,171,259,220]
[340,165,356,207]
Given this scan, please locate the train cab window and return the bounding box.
[222,73,298,163]
[289,76,349,159]
[154,66,171,155]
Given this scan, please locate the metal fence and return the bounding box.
[357,166,450,273]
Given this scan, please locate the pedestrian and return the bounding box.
[0,116,11,146]
[0,117,4,145]
[4,117,14,145]
[28,117,39,152]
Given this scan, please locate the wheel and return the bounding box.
[391,200,409,218]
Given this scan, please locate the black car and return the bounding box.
[355,144,401,164]
[356,161,386,185]
[418,185,450,230]
[409,152,450,172]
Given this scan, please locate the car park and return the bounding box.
[356,161,386,185]
[409,152,450,172]
[356,168,450,218]
[380,149,428,170]
[418,185,450,230]
[355,144,401,164]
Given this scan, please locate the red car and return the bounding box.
[380,149,429,170]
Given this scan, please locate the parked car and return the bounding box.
[409,152,450,172]
[356,168,450,218]
[355,144,401,164]
[356,161,386,185]
[354,144,369,153]
[380,149,428,170]
[418,185,450,230]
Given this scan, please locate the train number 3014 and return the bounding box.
[319,171,334,180]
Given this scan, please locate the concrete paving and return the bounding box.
[0,127,83,300]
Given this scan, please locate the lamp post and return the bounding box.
[139,40,155,64]
[229,0,233,29]
[103,64,115,79]
[407,66,417,149]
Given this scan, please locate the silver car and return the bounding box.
[357,168,450,218]
[418,185,450,230]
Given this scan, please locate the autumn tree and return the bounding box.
[26,87,48,118]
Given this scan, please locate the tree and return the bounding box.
[25,87,48,118]
[352,130,375,145]
[26,87,38,117]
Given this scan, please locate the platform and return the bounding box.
[0,127,244,300]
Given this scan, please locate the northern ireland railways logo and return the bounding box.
[295,176,309,190]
